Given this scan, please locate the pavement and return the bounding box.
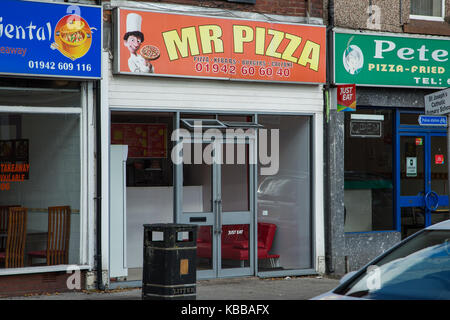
[0,275,340,300]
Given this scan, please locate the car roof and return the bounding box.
[426,219,450,230]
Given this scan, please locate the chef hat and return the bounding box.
[126,13,142,33]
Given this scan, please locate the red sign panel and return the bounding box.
[337,84,356,112]
[111,123,167,158]
[116,9,326,83]
[435,154,444,165]
[415,138,423,146]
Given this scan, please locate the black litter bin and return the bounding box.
[142,223,198,300]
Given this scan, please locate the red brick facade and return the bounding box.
[0,272,86,298]
[102,0,323,18]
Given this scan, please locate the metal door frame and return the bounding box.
[397,130,448,230]
[176,133,256,279]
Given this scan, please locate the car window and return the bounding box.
[337,230,450,299]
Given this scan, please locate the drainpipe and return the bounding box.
[324,0,335,275]
[95,0,105,291]
[306,0,311,24]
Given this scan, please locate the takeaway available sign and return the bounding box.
[114,9,326,83]
[0,0,102,79]
[334,30,450,88]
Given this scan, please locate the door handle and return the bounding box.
[213,199,223,235]
[214,199,219,234]
[217,198,222,235]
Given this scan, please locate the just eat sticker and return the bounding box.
[435,154,444,165]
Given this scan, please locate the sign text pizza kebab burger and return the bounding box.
[162,25,322,71]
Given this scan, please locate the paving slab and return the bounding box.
[0,276,339,300]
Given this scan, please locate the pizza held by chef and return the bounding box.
[140,45,160,61]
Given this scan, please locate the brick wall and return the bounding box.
[102,0,323,18]
[0,271,86,298]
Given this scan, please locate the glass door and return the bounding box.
[179,137,255,279]
[399,134,426,238]
[398,132,449,238]
[218,140,254,277]
[181,141,216,278]
[429,134,450,225]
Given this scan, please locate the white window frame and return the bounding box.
[410,0,445,21]
[0,82,93,276]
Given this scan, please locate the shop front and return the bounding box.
[102,4,326,286]
[0,0,102,296]
[332,28,450,271]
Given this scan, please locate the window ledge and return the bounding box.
[345,230,399,235]
[0,265,91,276]
[403,19,450,36]
[410,14,444,22]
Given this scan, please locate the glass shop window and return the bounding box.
[110,112,174,187]
[0,78,80,108]
[344,109,395,232]
[257,115,313,271]
[0,113,81,269]
[410,0,444,19]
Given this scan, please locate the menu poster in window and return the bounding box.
[111,123,167,158]
[406,157,417,177]
[0,140,13,160]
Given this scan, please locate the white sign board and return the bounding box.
[406,157,417,177]
[425,88,450,115]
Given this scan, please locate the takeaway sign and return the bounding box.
[114,8,326,83]
[0,0,102,79]
[334,30,450,88]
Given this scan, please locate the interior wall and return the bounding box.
[126,185,202,268]
[257,115,312,269]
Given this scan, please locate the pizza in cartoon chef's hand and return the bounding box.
[140,45,160,60]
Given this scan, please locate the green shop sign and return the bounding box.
[334,31,450,88]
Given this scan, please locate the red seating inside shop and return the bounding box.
[197,222,279,261]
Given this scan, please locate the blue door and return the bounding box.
[398,132,449,238]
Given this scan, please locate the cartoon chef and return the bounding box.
[123,13,154,73]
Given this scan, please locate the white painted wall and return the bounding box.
[126,186,202,268]
[106,57,323,114]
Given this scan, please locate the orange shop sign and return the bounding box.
[114,9,326,83]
